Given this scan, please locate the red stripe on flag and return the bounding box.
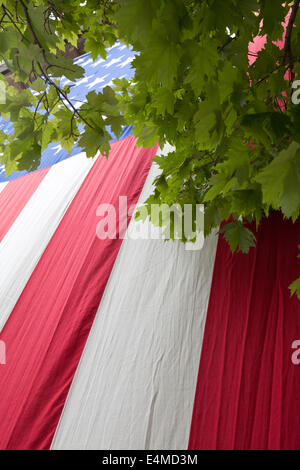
[188,212,300,450]
[0,137,156,450]
[0,168,49,242]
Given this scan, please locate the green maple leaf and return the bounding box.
[220,221,256,253]
[185,43,219,97]
[218,62,239,102]
[106,115,126,138]
[255,142,300,220]
[41,121,57,151]
[116,0,159,46]
[45,53,84,81]
[152,87,175,116]
[78,127,111,158]
[133,122,159,148]
[85,37,106,61]
[289,277,300,300]
[259,0,287,39]
[28,1,58,50]
[134,40,182,89]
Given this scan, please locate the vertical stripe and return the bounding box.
[52,155,218,450]
[0,153,95,331]
[0,136,156,450]
[0,182,8,195]
[188,212,300,450]
[0,168,49,242]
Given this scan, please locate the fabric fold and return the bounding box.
[0,136,155,450]
[0,153,95,331]
[188,212,300,450]
[52,152,218,450]
[0,168,48,242]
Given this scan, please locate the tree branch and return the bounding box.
[2,5,28,42]
[281,1,300,66]
[18,0,93,129]
[218,31,239,53]
[18,0,40,45]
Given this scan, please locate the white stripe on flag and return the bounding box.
[0,182,8,195]
[52,147,218,450]
[0,153,95,331]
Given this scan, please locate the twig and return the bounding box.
[281,1,300,66]
[18,0,93,129]
[218,31,239,53]
[18,0,40,45]
[33,91,46,121]
[2,5,28,42]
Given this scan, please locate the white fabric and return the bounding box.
[0,182,8,195]
[52,150,218,450]
[0,153,95,331]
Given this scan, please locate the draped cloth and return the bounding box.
[0,137,156,450]
[188,213,300,450]
[52,159,218,450]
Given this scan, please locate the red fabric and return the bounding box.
[248,11,288,65]
[0,168,49,242]
[0,137,156,450]
[188,212,300,450]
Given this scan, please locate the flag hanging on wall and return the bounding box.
[2,134,300,450]
[1,34,300,451]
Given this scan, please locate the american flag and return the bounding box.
[0,42,135,182]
